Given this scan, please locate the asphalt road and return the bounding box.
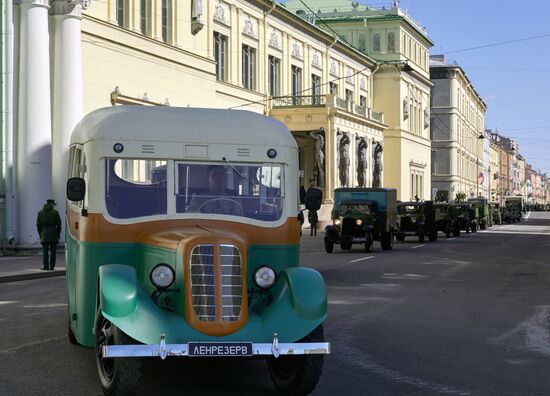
[1,212,550,395]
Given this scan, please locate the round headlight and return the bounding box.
[356,219,363,226]
[411,217,417,223]
[150,264,175,289]
[254,266,276,289]
[334,219,341,226]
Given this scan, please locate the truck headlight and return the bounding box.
[356,219,363,226]
[334,219,341,226]
[150,264,175,289]
[254,266,276,289]
[411,217,417,223]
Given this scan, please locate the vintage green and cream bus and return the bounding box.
[65,106,329,395]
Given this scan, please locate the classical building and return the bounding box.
[1,0,403,247]
[283,0,433,201]
[488,134,501,202]
[430,55,487,202]
[491,133,517,203]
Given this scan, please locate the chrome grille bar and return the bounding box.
[220,244,242,322]
[190,244,215,321]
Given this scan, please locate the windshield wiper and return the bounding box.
[222,157,254,186]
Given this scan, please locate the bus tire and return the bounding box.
[95,311,143,396]
[267,325,325,395]
[68,320,78,345]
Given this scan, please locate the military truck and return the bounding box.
[468,197,489,229]
[395,201,437,242]
[434,202,460,238]
[505,196,523,223]
[324,188,397,253]
[452,203,478,233]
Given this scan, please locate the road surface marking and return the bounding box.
[448,238,456,240]
[350,256,375,263]
[479,230,550,236]
[0,301,18,306]
[0,336,65,354]
[411,244,425,249]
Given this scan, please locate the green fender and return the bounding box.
[99,265,327,345]
[99,265,138,317]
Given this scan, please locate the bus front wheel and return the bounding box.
[267,325,325,395]
[95,311,143,396]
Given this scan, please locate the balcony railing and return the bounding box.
[272,95,326,107]
[271,94,384,123]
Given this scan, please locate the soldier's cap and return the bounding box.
[46,199,56,205]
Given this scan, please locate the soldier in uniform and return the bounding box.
[36,199,62,270]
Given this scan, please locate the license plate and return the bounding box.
[188,342,253,357]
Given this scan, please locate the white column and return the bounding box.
[51,0,88,243]
[17,0,52,247]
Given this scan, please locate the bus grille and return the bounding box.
[190,244,242,322]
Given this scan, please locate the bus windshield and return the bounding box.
[104,159,284,221]
[176,162,284,221]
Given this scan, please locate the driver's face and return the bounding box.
[209,169,226,190]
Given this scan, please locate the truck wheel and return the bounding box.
[418,229,425,243]
[95,311,143,396]
[340,241,352,250]
[445,224,451,238]
[267,325,324,395]
[471,224,477,233]
[453,226,460,237]
[381,232,393,250]
[364,233,373,252]
[324,240,334,254]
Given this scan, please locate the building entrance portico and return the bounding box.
[268,94,386,225]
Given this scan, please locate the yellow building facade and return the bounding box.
[430,55,487,202]
[283,0,434,200]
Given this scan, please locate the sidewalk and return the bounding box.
[0,250,66,283]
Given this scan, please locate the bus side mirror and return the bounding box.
[305,188,322,211]
[67,177,86,202]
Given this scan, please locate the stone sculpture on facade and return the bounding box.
[310,130,325,187]
[337,130,351,187]
[191,0,204,34]
[356,136,368,187]
[372,141,383,188]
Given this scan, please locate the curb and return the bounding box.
[0,270,66,284]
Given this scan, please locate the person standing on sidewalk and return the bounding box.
[36,199,62,270]
[308,209,318,236]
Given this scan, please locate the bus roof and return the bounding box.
[70,106,297,148]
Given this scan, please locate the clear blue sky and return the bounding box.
[399,0,550,174]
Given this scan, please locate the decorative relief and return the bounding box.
[291,40,302,59]
[242,16,256,38]
[330,60,338,76]
[360,76,366,91]
[345,68,353,84]
[312,51,321,68]
[269,28,281,49]
[213,0,228,25]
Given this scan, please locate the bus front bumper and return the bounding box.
[102,334,331,359]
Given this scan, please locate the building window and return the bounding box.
[162,0,173,43]
[345,89,353,103]
[268,56,280,97]
[387,32,395,52]
[140,0,152,36]
[292,65,302,97]
[116,0,128,28]
[312,74,321,104]
[214,32,228,81]
[373,33,380,52]
[358,33,366,52]
[329,82,338,96]
[359,95,367,108]
[242,45,256,90]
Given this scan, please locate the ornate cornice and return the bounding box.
[51,0,90,17]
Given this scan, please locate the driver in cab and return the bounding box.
[188,165,242,215]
